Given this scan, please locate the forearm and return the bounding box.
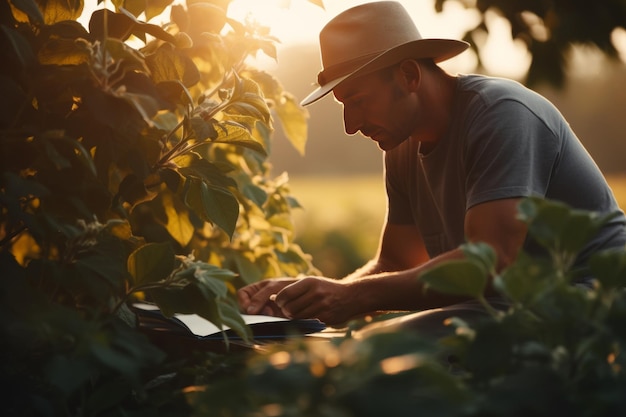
[342,259,389,281]
[347,247,471,313]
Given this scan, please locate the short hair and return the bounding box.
[376,58,437,81]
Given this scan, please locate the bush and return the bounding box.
[0,0,316,414]
[190,197,626,417]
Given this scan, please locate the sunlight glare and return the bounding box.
[228,0,521,76]
[612,27,626,63]
[380,353,426,375]
[479,10,531,79]
[80,1,532,79]
[227,0,327,44]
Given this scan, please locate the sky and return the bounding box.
[226,0,531,78]
[80,0,535,79]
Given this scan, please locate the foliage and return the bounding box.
[0,0,321,414]
[190,197,626,417]
[436,0,626,87]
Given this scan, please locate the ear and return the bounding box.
[398,59,422,91]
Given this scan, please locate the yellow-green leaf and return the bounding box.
[275,93,309,155]
[163,191,195,247]
[145,43,200,87]
[39,0,83,24]
[211,123,267,155]
[38,38,89,66]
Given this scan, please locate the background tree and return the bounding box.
[436,0,626,87]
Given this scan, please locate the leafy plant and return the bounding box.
[190,197,626,417]
[0,0,320,414]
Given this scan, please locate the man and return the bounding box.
[237,1,626,332]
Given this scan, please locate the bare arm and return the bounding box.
[343,222,430,280]
[343,197,528,313]
[271,198,527,324]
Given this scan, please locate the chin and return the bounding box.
[377,140,401,152]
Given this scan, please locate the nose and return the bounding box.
[343,106,362,136]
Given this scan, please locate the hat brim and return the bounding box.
[300,38,469,106]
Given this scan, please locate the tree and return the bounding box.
[436,0,626,87]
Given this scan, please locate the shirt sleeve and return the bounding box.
[463,98,561,209]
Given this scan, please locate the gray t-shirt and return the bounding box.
[385,74,626,277]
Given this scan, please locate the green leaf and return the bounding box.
[89,8,176,43]
[589,248,626,291]
[120,7,177,43]
[74,250,129,298]
[103,38,150,73]
[242,182,268,208]
[229,75,271,124]
[462,242,497,275]
[217,297,252,342]
[228,251,263,285]
[149,286,197,317]
[183,177,239,238]
[160,167,184,192]
[127,242,176,285]
[495,254,556,304]
[276,247,314,277]
[518,197,620,256]
[47,133,97,177]
[188,266,232,299]
[117,91,161,127]
[89,8,134,39]
[190,116,219,141]
[150,277,252,344]
[0,26,37,71]
[420,260,488,298]
[178,156,237,189]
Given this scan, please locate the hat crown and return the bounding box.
[300,1,468,106]
[319,2,421,77]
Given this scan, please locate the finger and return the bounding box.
[237,283,272,314]
[246,282,291,314]
[275,284,320,319]
[260,304,286,317]
[274,280,311,309]
[236,286,255,308]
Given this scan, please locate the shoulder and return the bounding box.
[457,74,543,106]
[455,74,565,133]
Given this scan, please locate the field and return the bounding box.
[288,174,626,276]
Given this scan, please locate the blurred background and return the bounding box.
[230,0,626,277]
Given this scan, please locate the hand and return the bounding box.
[237,278,296,316]
[273,276,357,326]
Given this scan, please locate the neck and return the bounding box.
[412,69,458,147]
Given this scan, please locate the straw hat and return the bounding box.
[300,1,469,106]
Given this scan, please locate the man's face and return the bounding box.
[332,67,417,151]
